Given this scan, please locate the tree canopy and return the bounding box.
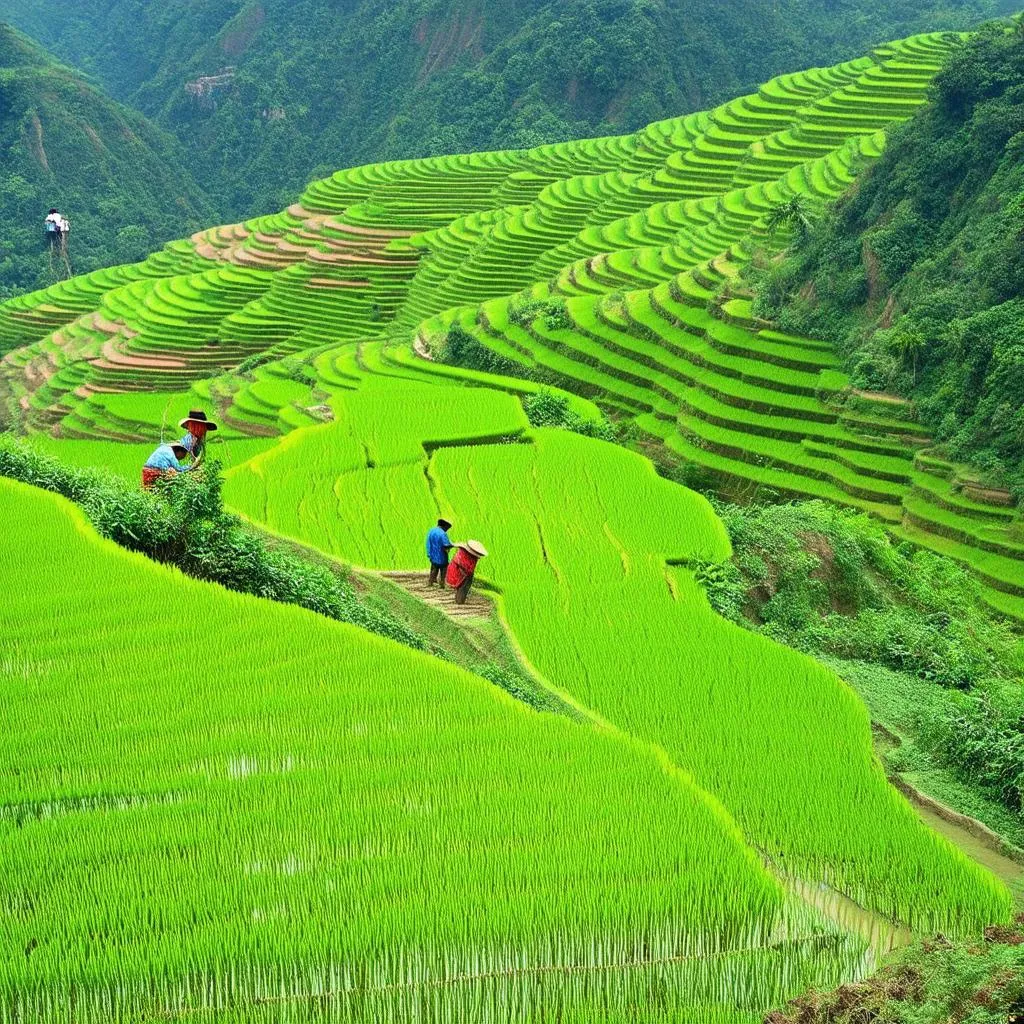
[0,0,1014,219]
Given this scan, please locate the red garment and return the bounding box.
[446,547,479,588]
[141,467,163,489]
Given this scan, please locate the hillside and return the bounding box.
[752,24,1024,500]
[0,0,1016,217]
[0,25,215,298]
[2,437,1012,1019]
[1,23,1023,1023]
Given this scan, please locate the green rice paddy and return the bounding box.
[1,24,1021,1023]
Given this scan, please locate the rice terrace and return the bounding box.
[1,8,1023,1023]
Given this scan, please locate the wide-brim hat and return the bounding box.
[170,443,190,456]
[179,409,218,432]
[437,518,452,530]
[460,540,488,558]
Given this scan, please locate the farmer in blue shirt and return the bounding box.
[141,443,194,489]
[426,518,454,586]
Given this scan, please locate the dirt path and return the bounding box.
[382,570,491,620]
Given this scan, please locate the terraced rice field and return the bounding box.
[7,479,846,1022]
[1,28,1017,613]
[1,26,1022,1023]
[0,423,1011,1022]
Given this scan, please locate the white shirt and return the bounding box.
[45,212,61,225]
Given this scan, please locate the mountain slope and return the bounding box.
[0,0,1015,218]
[0,24,215,298]
[754,23,1024,498]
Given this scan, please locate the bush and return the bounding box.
[920,682,1024,811]
[707,499,1022,688]
[522,388,616,441]
[440,322,524,377]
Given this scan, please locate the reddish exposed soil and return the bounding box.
[862,239,883,306]
[97,340,187,370]
[852,388,910,406]
[963,485,1015,507]
[307,277,370,289]
[28,113,49,172]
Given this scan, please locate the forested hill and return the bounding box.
[0,0,1015,219]
[754,23,1024,497]
[0,25,215,299]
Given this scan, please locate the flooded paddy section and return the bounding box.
[911,799,1024,905]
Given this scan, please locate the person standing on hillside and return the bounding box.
[426,518,454,586]
[446,540,488,604]
[178,409,218,461]
[141,442,195,488]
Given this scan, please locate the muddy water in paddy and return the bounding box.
[872,728,1024,905]
[784,876,911,963]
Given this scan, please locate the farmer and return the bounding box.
[178,409,218,460]
[141,442,194,489]
[425,517,454,586]
[446,540,488,605]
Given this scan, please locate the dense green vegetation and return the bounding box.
[701,500,1021,688]
[0,25,214,297]
[0,432,425,649]
[2,23,1022,1021]
[8,28,1019,624]
[769,916,1024,1024]
[754,23,1024,497]
[0,0,1014,219]
[224,382,1010,933]
[8,477,822,1022]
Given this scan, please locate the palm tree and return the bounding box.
[765,195,817,243]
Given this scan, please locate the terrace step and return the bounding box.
[380,571,494,620]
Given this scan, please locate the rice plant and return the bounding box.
[2,478,887,1022]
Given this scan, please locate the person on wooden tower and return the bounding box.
[178,409,218,461]
[426,517,454,586]
[44,208,61,239]
[44,208,69,242]
[446,539,488,605]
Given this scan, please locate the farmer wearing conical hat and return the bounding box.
[178,409,218,461]
[426,517,454,587]
[446,540,488,605]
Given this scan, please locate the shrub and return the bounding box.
[523,388,616,441]
[919,682,1024,811]
[707,498,1021,688]
[441,321,523,377]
